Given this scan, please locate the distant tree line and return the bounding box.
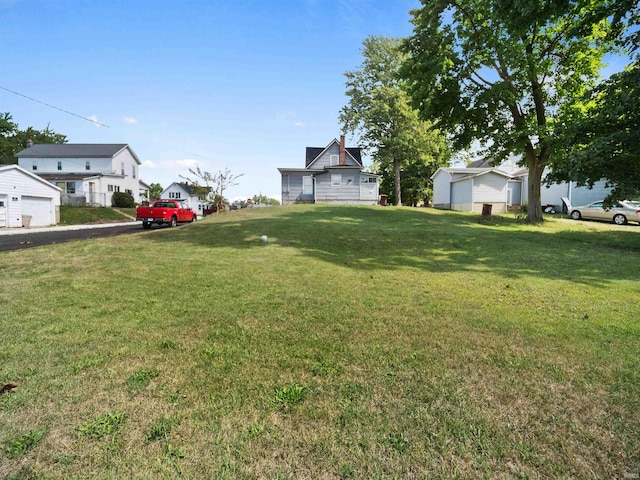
[0,112,67,164]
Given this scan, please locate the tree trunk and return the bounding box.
[393,157,402,206]
[526,152,544,223]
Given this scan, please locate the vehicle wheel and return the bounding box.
[169,216,177,227]
[613,214,627,225]
[570,210,582,220]
[191,215,197,222]
[142,221,152,229]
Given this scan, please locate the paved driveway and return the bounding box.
[0,222,142,252]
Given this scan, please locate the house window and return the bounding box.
[302,176,313,195]
[108,185,113,192]
[169,192,181,199]
[125,189,132,195]
[121,162,125,175]
[331,174,342,186]
[66,182,76,194]
[330,154,339,166]
[86,161,90,170]
[57,161,62,171]
[115,185,120,192]
[32,162,37,171]
[132,165,136,179]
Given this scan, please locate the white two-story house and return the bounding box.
[15,142,145,207]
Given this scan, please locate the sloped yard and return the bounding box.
[1,205,638,479]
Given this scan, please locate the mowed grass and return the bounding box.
[58,206,134,225]
[0,205,638,479]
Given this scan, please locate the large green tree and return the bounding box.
[401,0,624,222]
[340,36,449,206]
[548,2,639,204]
[0,112,67,164]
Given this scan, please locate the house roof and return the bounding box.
[162,182,210,195]
[0,164,62,191]
[305,139,362,167]
[14,144,141,164]
[36,173,123,181]
[467,158,494,168]
[450,168,514,184]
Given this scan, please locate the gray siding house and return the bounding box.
[278,136,379,205]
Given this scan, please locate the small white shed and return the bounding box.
[0,165,62,228]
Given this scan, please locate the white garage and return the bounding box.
[0,165,61,228]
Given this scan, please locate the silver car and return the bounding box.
[570,200,640,225]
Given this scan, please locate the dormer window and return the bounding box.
[86,161,90,170]
[32,162,37,171]
[57,161,62,171]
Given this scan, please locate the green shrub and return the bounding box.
[112,192,135,208]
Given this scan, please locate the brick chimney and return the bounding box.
[339,134,346,166]
[26,139,33,148]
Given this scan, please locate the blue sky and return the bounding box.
[0,0,632,202]
[0,0,420,201]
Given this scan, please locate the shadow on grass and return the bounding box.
[144,205,640,285]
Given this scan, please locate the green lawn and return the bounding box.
[1,205,638,479]
[58,206,134,225]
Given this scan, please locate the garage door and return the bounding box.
[22,196,53,227]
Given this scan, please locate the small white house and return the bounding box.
[161,182,211,215]
[0,165,61,228]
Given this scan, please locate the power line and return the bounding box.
[0,85,110,128]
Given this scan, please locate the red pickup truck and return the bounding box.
[136,200,198,229]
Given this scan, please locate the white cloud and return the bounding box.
[295,121,306,128]
[176,158,199,168]
[124,116,138,124]
[141,159,156,168]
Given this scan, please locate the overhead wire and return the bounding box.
[0,85,110,127]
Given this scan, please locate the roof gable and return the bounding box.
[305,138,362,168]
[0,164,62,191]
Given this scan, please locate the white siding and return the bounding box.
[0,166,61,227]
[19,157,113,175]
[451,179,473,211]
[432,170,452,207]
[473,172,508,203]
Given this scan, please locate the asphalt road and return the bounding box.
[0,223,145,252]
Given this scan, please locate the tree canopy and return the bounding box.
[401,0,628,222]
[547,2,640,205]
[0,112,67,164]
[340,36,450,206]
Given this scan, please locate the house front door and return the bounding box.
[89,182,95,205]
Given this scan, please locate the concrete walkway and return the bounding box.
[0,221,141,236]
